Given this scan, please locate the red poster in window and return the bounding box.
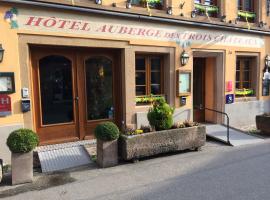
[0,95,11,116]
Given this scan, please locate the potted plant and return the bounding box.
[119,99,206,161]
[95,122,120,168]
[6,129,39,185]
[256,113,270,134]
[147,98,174,131]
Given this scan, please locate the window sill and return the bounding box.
[235,96,257,102]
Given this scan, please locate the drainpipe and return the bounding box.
[2,0,270,36]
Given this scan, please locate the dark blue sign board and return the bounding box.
[226,94,234,104]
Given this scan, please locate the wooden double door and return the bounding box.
[32,47,121,145]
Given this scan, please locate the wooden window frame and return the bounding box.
[235,56,257,97]
[238,0,254,12]
[195,0,217,5]
[135,55,164,97]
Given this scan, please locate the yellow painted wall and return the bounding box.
[0,5,23,126]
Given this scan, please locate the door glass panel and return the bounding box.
[39,55,74,125]
[85,57,113,121]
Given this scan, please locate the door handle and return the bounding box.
[74,97,79,102]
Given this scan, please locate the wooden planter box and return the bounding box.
[97,139,118,168]
[119,126,206,161]
[11,151,33,185]
[256,115,270,134]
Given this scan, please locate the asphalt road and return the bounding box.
[1,140,270,200]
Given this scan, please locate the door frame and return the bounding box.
[32,48,80,145]
[77,49,122,140]
[192,50,225,124]
[31,46,122,145]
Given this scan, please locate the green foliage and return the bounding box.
[95,122,120,141]
[195,3,219,14]
[147,98,174,131]
[136,95,165,104]
[6,129,39,153]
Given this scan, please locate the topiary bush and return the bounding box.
[95,122,120,141]
[6,129,39,153]
[147,98,175,131]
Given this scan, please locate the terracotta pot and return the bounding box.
[97,139,118,168]
[11,151,33,185]
[256,115,270,134]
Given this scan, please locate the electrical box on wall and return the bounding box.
[21,99,30,113]
[21,88,29,98]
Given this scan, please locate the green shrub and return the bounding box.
[95,122,120,141]
[147,98,174,131]
[6,129,39,153]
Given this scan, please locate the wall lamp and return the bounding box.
[0,45,5,63]
[126,0,132,9]
[95,0,102,5]
[235,17,240,24]
[221,15,226,23]
[181,50,189,66]
[259,21,267,28]
[167,7,172,15]
[191,10,196,18]
[263,55,270,80]
[265,55,270,69]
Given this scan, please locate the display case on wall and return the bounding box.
[177,70,191,96]
[0,72,15,94]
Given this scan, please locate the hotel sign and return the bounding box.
[0,95,11,116]
[17,8,264,48]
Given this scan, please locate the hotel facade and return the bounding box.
[1,0,270,163]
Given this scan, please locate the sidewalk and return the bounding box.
[1,139,270,200]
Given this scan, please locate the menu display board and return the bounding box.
[177,71,191,96]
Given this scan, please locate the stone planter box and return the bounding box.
[11,151,33,185]
[256,115,270,134]
[119,126,206,161]
[97,139,118,168]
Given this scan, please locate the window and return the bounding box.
[132,0,164,10]
[238,0,254,12]
[194,0,219,17]
[194,0,217,5]
[235,57,257,97]
[135,55,163,96]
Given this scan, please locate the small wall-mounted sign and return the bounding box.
[0,94,11,116]
[226,94,234,104]
[226,81,233,92]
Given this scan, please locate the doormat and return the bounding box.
[36,140,96,173]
